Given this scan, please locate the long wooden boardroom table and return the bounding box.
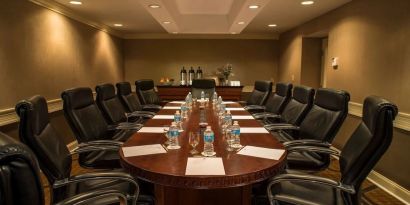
[120,101,287,205]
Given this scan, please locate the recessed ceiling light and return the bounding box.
[163,21,171,24]
[301,1,314,5]
[69,1,82,5]
[172,32,178,34]
[148,4,161,9]
[248,5,259,9]
[268,24,277,27]
[114,24,123,27]
[231,32,237,34]
[237,21,245,25]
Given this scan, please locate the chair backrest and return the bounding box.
[116,82,143,113]
[95,83,127,124]
[61,87,109,143]
[265,82,293,114]
[247,81,272,105]
[15,96,72,184]
[339,96,397,203]
[0,132,44,205]
[191,79,216,99]
[299,88,350,143]
[280,85,315,125]
[135,79,161,105]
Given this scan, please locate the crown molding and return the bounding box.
[122,33,279,40]
[28,0,123,38]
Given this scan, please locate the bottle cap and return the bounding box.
[227,110,231,114]
[176,110,180,114]
[234,121,239,125]
[206,126,211,129]
[171,122,177,126]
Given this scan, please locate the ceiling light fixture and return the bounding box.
[148,4,161,9]
[69,1,82,5]
[237,21,245,25]
[301,1,314,5]
[114,24,123,27]
[231,32,237,34]
[268,24,277,27]
[172,32,178,34]
[163,21,171,24]
[248,5,259,9]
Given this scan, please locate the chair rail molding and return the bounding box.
[349,102,410,131]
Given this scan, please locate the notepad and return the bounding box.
[222,101,236,104]
[138,127,166,133]
[237,146,285,160]
[122,144,167,157]
[169,101,185,104]
[162,106,181,110]
[185,157,226,175]
[153,115,174,119]
[232,115,254,120]
[240,127,269,133]
[226,107,245,111]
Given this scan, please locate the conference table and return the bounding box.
[120,100,287,205]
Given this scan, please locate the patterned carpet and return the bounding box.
[41,156,404,205]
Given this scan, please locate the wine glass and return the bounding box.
[163,125,170,145]
[189,132,200,155]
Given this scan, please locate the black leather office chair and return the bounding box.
[191,79,216,99]
[135,80,162,106]
[240,81,272,106]
[245,82,292,114]
[267,96,397,205]
[266,88,350,171]
[255,85,315,126]
[95,83,152,126]
[0,132,139,205]
[116,82,161,113]
[15,96,154,205]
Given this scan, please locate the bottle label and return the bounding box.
[174,115,181,122]
[231,129,240,136]
[204,133,214,142]
[169,130,179,138]
[225,116,232,121]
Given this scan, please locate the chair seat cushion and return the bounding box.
[271,180,345,205]
[286,151,328,170]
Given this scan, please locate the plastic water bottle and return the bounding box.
[231,121,242,148]
[224,110,232,126]
[167,122,180,149]
[181,103,188,119]
[202,126,216,157]
[201,91,205,100]
[218,96,223,105]
[212,91,218,107]
[174,110,181,123]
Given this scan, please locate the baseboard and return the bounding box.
[367,171,410,204]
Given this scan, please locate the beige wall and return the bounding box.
[301,38,322,88]
[278,0,410,189]
[124,39,278,86]
[0,0,124,110]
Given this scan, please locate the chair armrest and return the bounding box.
[244,105,265,110]
[107,123,143,131]
[70,143,120,155]
[55,189,127,205]
[142,104,162,110]
[286,146,340,157]
[253,112,280,120]
[267,173,355,202]
[129,111,156,117]
[53,172,140,204]
[264,124,299,131]
[78,140,123,147]
[283,140,330,148]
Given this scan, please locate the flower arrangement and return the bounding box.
[216,63,234,80]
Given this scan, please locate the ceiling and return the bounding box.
[51,0,351,37]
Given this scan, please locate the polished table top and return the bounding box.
[120,101,287,189]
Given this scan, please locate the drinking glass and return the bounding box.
[189,132,200,155]
[225,128,234,151]
[163,125,170,145]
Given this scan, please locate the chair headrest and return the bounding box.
[363,96,398,134]
[16,95,49,136]
[116,82,132,95]
[315,88,350,111]
[135,79,155,91]
[192,79,216,89]
[254,81,272,92]
[61,87,94,109]
[293,86,315,104]
[95,83,116,101]
[275,82,293,97]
